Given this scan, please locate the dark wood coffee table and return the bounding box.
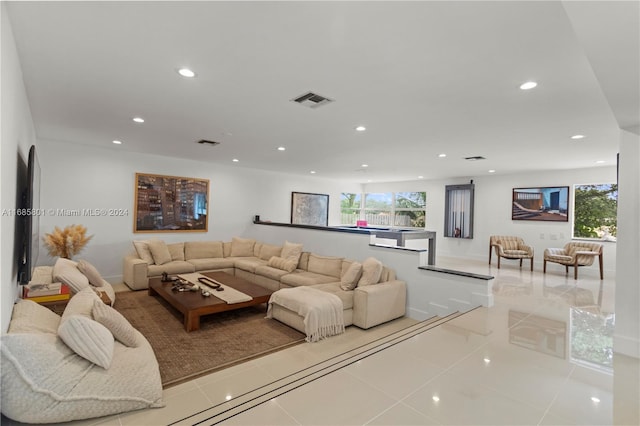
[148,271,273,332]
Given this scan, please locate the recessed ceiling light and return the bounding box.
[595,160,605,164]
[483,357,491,364]
[438,153,447,158]
[519,81,538,90]
[361,164,369,168]
[591,397,600,403]
[132,117,144,123]
[310,171,316,174]
[571,134,585,140]
[232,158,239,162]
[112,140,122,145]
[277,147,286,151]
[355,126,366,132]
[488,169,496,173]
[418,176,424,179]
[432,396,440,402]
[367,180,372,183]
[177,68,196,78]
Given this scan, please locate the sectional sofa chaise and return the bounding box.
[124,237,407,330]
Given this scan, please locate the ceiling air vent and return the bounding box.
[291,91,334,109]
[197,139,220,146]
[464,156,486,161]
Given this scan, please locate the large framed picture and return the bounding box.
[512,186,569,222]
[291,192,329,226]
[134,173,209,232]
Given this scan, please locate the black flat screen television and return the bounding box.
[18,145,41,284]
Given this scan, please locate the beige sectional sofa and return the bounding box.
[124,237,407,330]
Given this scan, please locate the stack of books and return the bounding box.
[23,283,70,303]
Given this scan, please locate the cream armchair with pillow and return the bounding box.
[543,241,604,279]
[489,235,534,271]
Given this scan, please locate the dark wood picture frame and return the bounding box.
[512,186,569,222]
[291,192,329,226]
[134,172,209,232]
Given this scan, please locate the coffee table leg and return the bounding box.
[185,312,200,332]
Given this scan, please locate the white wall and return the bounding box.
[36,139,360,281]
[614,130,640,358]
[1,5,38,332]
[364,165,619,277]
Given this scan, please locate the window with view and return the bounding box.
[573,184,617,240]
[340,192,426,228]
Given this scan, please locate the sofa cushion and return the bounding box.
[132,240,154,264]
[167,242,185,261]
[61,287,100,322]
[308,254,343,279]
[77,259,104,287]
[8,299,61,335]
[281,241,303,263]
[280,271,337,287]
[297,252,310,270]
[186,258,235,271]
[148,261,195,277]
[340,261,363,291]
[53,258,89,293]
[311,283,354,310]
[147,239,172,265]
[184,241,223,260]
[267,256,297,272]
[230,237,256,257]
[234,258,267,273]
[358,257,383,286]
[255,264,291,281]
[259,243,282,261]
[92,300,139,348]
[58,315,114,369]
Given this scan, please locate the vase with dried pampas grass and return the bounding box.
[43,224,93,259]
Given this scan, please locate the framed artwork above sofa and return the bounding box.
[291,191,329,226]
[134,173,209,232]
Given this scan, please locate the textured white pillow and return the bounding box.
[230,237,256,257]
[61,287,101,322]
[267,256,297,272]
[147,239,172,265]
[281,241,303,263]
[132,240,154,264]
[92,300,139,347]
[58,315,114,369]
[53,258,89,293]
[358,257,383,286]
[77,259,104,287]
[340,262,363,291]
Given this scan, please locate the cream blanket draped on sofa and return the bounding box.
[266,287,345,342]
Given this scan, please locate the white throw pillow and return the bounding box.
[230,237,256,257]
[53,258,89,293]
[92,300,139,347]
[281,241,303,263]
[76,259,104,287]
[132,240,154,264]
[358,257,383,286]
[58,315,114,369]
[267,256,297,272]
[147,239,172,265]
[340,262,363,291]
[61,287,101,322]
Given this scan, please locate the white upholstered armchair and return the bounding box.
[489,235,534,271]
[543,241,603,280]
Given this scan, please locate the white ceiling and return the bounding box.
[6,1,639,183]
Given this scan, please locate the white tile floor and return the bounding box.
[10,257,640,425]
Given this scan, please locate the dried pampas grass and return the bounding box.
[43,224,93,259]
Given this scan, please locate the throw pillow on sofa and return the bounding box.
[147,239,172,265]
[93,300,139,347]
[230,237,256,257]
[340,262,363,291]
[53,258,89,293]
[259,244,282,261]
[77,259,104,287]
[268,256,297,272]
[58,315,115,369]
[132,240,155,264]
[167,242,185,261]
[358,257,383,286]
[281,241,303,263]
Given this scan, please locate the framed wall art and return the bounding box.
[291,192,329,226]
[512,186,569,222]
[134,173,209,232]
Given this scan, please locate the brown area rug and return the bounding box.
[114,290,305,387]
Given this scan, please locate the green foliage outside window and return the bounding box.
[573,184,617,239]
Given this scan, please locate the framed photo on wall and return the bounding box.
[291,192,329,226]
[512,186,569,222]
[134,173,209,232]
